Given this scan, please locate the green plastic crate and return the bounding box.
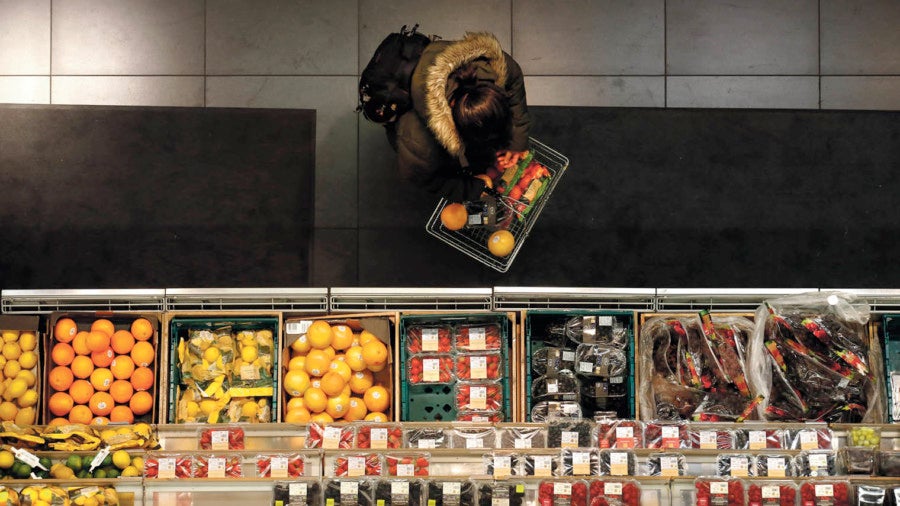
[167,316,279,423]
[883,315,900,422]
[524,310,635,421]
[399,313,511,421]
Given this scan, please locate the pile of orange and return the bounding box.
[282,320,391,425]
[0,327,40,425]
[48,316,156,425]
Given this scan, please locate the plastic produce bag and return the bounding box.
[532,346,577,375]
[547,315,629,348]
[499,426,547,449]
[574,344,627,377]
[747,291,885,423]
[530,401,582,422]
[639,314,757,421]
[531,371,580,402]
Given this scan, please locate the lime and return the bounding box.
[102,454,112,467]
[12,461,31,478]
[105,467,121,478]
[92,468,107,479]
[76,469,90,479]
[0,450,14,469]
[82,455,94,470]
[38,457,51,470]
[66,454,83,472]
[111,450,131,470]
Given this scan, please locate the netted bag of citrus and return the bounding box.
[283,320,391,425]
[0,327,40,426]
[47,317,156,426]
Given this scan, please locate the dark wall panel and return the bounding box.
[0,104,315,288]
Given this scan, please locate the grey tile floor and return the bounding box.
[1,0,899,286]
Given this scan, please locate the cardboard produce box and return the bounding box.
[44,312,160,424]
[0,315,42,425]
[282,313,396,423]
[163,311,281,424]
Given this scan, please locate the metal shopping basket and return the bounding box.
[426,138,569,273]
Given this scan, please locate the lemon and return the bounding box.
[38,488,54,502]
[0,356,6,372]
[203,346,221,363]
[0,343,20,361]
[0,401,17,421]
[241,401,259,419]
[0,450,15,469]
[112,450,132,470]
[241,345,258,363]
[17,351,37,370]
[199,399,218,415]
[131,456,144,472]
[15,369,36,387]
[17,389,38,408]
[17,331,36,351]
[5,378,27,400]
[14,406,34,425]
[0,331,18,343]
[186,401,200,418]
[2,361,20,379]
[121,465,140,477]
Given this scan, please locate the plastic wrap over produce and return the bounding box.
[748,291,885,423]
[639,313,759,421]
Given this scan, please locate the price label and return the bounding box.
[469,386,487,410]
[730,457,749,477]
[422,328,439,351]
[13,448,41,468]
[370,428,388,450]
[699,431,718,449]
[604,482,623,496]
[323,426,342,449]
[609,452,629,476]
[546,378,559,394]
[533,455,553,477]
[748,430,767,450]
[470,356,488,379]
[767,457,786,477]
[800,430,819,450]
[514,438,532,449]
[809,453,828,470]
[289,482,308,498]
[443,482,461,496]
[610,376,623,384]
[562,350,576,362]
[90,447,111,471]
[391,481,410,496]
[158,458,176,479]
[561,431,580,448]
[468,327,487,350]
[466,437,484,449]
[423,359,440,382]
[286,320,312,335]
[208,457,226,478]
[762,486,780,500]
[710,482,729,495]
[417,439,436,449]
[397,463,415,477]
[240,364,260,380]
[661,426,681,448]
[493,456,512,478]
[553,482,572,496]
[815,485,834,498]
[341,481,359,495]
[270,457,289,478]
[615,426,635,448]
[579,361,594,374]
[348,456,365,477]
[492,499,509,506]
[572,451,591,475]
[211,430,230,450]
[660,456,680,477]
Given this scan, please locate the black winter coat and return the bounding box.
[392,32,532,202]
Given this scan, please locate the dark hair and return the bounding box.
[449,63,511,156]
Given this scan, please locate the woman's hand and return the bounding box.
[495,149,529,169]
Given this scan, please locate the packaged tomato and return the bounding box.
[305,422,355,449]
[454,323,502,351]
[256,454,305,478]
[589,479,641,506]
[456,381,504,412]
[198,426,245,450]
[454,351,502,380]
[593,416,643,449]
[456,410,503,423]
[537,480,589,506]
[406,324,452,354]
[407,354,454,384]
[747,481,797,506]
[799,481,850,506]
[144,454,193,479]
[448,425,497,450]
[689,427,737,449]
[695,477,745,506]
[333,453,382,477]
[355,422,402,449]
[194,454,242,478]
[385,453,429,477]
[644,420,689,449]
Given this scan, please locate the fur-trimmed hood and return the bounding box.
[410,32,508,157]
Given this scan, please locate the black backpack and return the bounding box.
[358,24,435,125]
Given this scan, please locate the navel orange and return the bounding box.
[89,391,114,416]
[90,319,116,338]
[111,330,135,354]
[130,341,155,367]
[54,318,78,343]
[51,343,75,366]
[130,318,154,341]
[68,379,94,404]
[130,367,154,391]
[110,355,135,380]
[129,390,153,416]
[440,202,468,231]
[48,366,74,392]
[48,392,74,417]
